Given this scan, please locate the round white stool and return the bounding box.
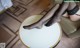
[19,15,62,48]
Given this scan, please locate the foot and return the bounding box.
[23,22,43,29]
[69,8,80,21]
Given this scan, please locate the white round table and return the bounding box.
[19,15,62,48]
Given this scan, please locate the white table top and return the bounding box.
[19,15,62,48]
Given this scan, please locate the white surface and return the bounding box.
[19,15,61,48]
[0,3,4,12]
[0,0,12,12]
[1,0,13,9]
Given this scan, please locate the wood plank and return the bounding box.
[1,13,21,32]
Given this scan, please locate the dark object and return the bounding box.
[67,5,79,15]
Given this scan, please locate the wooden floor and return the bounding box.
[0,0,80,48]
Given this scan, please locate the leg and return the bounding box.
[23,4,60,29]
[63,2,77,17]
[68,2,77,10]
[45,2,69,26]
[68,2,80,21]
